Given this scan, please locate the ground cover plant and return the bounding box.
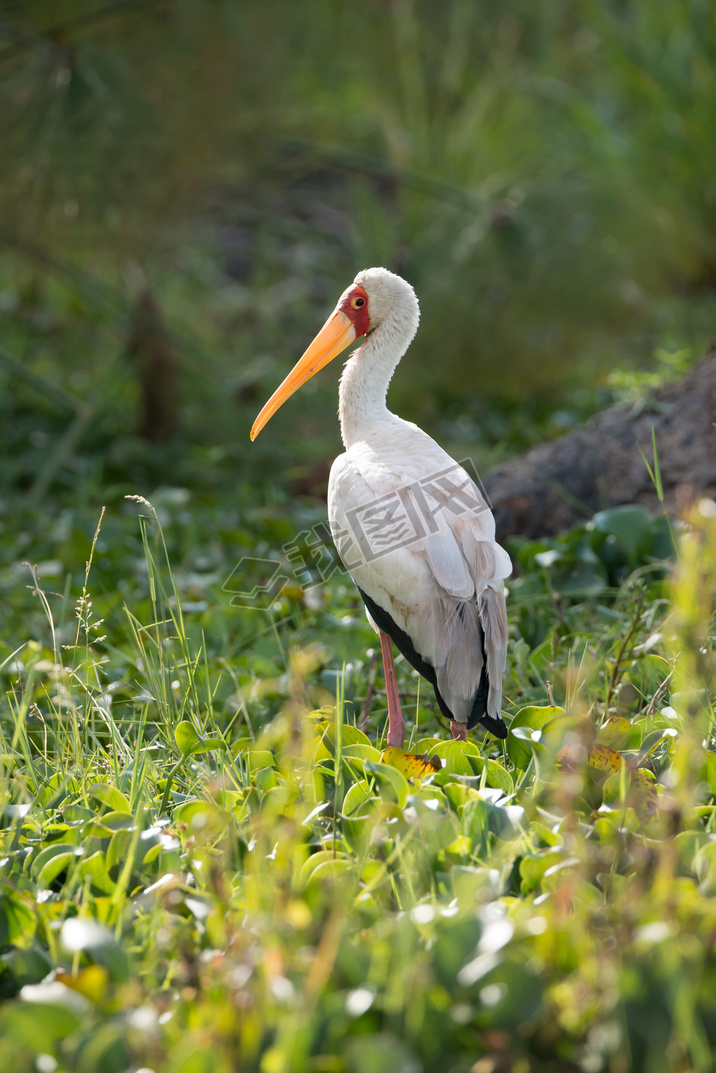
[0,483,715,1073]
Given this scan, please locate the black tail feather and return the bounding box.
[478,712,508,740]
[358,586,507,739]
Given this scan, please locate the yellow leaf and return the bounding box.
[380,747,442,779]
[56,964,108,1004]
[586,744,623,774]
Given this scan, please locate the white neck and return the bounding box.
[338,297,419,449]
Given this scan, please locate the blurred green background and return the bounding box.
[2,0,716,500]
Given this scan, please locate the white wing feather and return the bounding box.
[328,422,511,723]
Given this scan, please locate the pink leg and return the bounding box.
[379,631,405,748]
[450,720,467,741]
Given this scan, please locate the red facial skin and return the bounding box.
[338,285,370,339]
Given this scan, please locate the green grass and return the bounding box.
[0,488,714,1072]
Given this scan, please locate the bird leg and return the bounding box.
[379,631,405,748]
[450,720,467,742]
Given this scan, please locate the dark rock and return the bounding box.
[484,348,716,538]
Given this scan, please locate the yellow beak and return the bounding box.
[250,309,357,441]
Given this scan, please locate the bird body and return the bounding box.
[251,267,511,743]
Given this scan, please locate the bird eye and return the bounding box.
[352,296,365,308]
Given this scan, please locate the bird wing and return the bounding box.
[328,433,511,722]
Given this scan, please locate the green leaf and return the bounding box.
[317,721,373,754]
[1,946,52,988]
[38,851,80,889]
[247,749,276,772]
[593,505,653,565]
[32,842,82,880]
[77,851,114,893]
[172,799,210,826]
[175,721,201,755]
[87,783,130,813]
[299,850,352,886]
[596,716,643,751]
[342,780,377,818]
[520,850,568,895]
[106,829,134,874]
[60,918,129,983]
[0,891,36,947]
[5,993,83,1045]
[191,736,225,754]
[465,754,514,794]
[508,706,564,769]
[363,761,409,808]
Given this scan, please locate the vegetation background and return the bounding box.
[0,2,715,1072]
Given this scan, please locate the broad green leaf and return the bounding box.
[413,737,445,753]
[317,721,373,753]
[306,858,353,884]
[246,750,276,771]
[10,992,83,1042]
[508,706,564,769]
[0,891,36,947]
[1,946,52,988]
[465,754,514,794]
[107,829,134,873]
[593,504,653,563]
[342,743,382,763]
[520,850,568,895]
[603,768,658,823]
[175,721,200,755]
[87,783,130,813]
[171,802,208,824]
[433,741,475,785]
[299,850,351,886]
[706,752,716,797]
[191,736,226,754]
[91,810,136,831]
[597,716,643,751]
[82,819,115,838]
[32,842,82,879]
[342,781,376,818]
[363,761,409,808]
[77,851,114,893]
[38,851,80,889]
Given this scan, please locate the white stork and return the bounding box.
[251,268,511,747]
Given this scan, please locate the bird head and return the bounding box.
[250,268,417,440]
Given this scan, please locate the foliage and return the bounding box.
[1,0,716,470]
[0,487,713,1072]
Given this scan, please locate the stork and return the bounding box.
[251,268,511,747]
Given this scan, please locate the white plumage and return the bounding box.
[252,266,511,745]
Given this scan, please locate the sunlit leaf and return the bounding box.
[380,746,441,779]
[87,783,130,813]
[597,716,643,751]
[299,850,352,886]
[586,744,623,776]
[175,721,200,755]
